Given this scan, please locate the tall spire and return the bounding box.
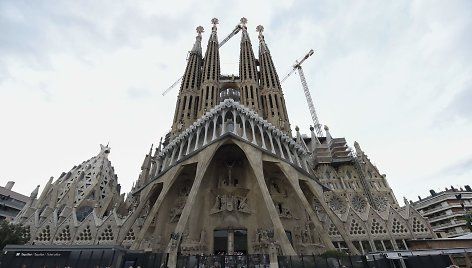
[171,26,205,138]
[257,25,291,135]
[198,18,221,116]
[239,17,261,114]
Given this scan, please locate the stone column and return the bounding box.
[243,143,296,256]
[227,230,234,255]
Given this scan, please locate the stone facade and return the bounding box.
[15,17,435,265]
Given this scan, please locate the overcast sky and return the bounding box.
[1,0,471,203]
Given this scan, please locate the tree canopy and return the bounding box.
[0,220,29,250]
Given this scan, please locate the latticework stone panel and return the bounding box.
[370,219,387,235]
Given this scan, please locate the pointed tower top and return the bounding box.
[256,25,270,53]
[100,144,110,155]
[30,185,40,198]
[240,17,248,27]
[310,126,321,150]
[149,144,154,154]
[211,18,219,31]
[196,25,204,36]
[354,141,364,155]
[324,125,332,141]
[240,18,250,42]
[256,25,264,37]
[190,26,204,54]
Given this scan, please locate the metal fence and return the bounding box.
[278,254,452,268]
[176,254,271,268]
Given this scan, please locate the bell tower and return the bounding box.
[171,26,204,138]
[256,25,291,135]
[238,17,261,114]
[198,18,221,116]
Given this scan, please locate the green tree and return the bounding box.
[0,220,29,250]
[465,210,472,232]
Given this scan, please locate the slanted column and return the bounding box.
[292,148,301,167]
[258,125,267,150]
[166,142,220,267]
[284,143,293,163]
[170,146,177,165]
[186,134,193,155]
[194,128,201,151]
[220,110,227,136]
[232,110,238,135]
[302,155,310,172]
[268,131,276,154]
[241,115,248,140]
[155,158,162,176]
[250,120,257,145]
[161,153,168,170]
[203,121,209,145]
[212,117,217,141]
[177,140,185,161]
[276,136,285,159]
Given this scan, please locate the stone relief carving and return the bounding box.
[180,229,207,255]
[211,194,250,214]
[373,195,388,212]
[328,195,347,214]
[351,195,367,212]
[170,200,185,222]
[269,179,287,196]
[253,228,276,254]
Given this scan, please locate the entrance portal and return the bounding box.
[213,229,247,254]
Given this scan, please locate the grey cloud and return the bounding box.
[0,1,193,72]
[440,155,472,176]
[437,83,472,124]
[448,85,472,121]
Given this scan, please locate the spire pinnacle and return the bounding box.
[196,25,204,36]
[30,185,40,199]
[191,26,204,54]
[324,125,332,142]
[211,18,219,31]
[240,17,248,27]
[256,25,269,53]
[256,25,264,39]
[100,144,110,155]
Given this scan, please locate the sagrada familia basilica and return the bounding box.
[15,18,435,265]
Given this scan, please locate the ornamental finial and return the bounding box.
[196,26,204,36]
[256,25,264,35]
[240,17,248,27]
[211,18,219,31]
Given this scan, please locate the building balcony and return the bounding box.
[421,203,471,216]
[432,220,467,231]
[427,212,465,223]
[414,193,472,210]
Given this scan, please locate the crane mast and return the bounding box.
[162,23,242,96]
[281,49,323,137]
[296,66,323,137]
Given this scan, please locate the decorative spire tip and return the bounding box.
[196,26,204,36]
[240,17,248,27]
[211,18,219,31]
[256,25,264,35]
